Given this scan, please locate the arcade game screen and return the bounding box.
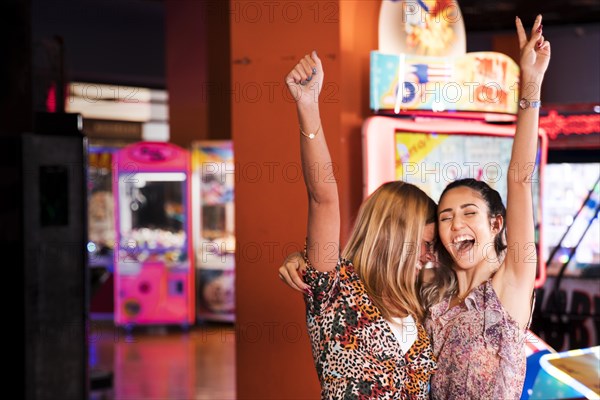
[393,130,544,286]
[543,163,599,276]
[395,130,542,215]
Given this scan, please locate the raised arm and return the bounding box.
[499,15,550,325]
[285,51,340,272]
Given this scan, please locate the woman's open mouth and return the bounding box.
[452,235,475,255]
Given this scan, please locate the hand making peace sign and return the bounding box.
[516,15,551,80]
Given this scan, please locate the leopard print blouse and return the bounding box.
[302,257,437,400]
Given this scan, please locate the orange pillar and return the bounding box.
[232,1,380,398]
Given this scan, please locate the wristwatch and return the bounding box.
[519,98,542,110]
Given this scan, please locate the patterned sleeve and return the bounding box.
[301,244,341,316]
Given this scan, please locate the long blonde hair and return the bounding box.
[342,181,437,321]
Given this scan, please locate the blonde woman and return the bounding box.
[282,51,437,399]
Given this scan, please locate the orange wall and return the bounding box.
[232,1,379,398]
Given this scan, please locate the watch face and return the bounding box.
[519,98,529,109]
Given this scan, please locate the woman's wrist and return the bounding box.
[520,76,544,100]
[297,102,320,120]
[297,101,321,137]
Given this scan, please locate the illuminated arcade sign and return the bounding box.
[373,1,520,115]
[370,51,520,114]
[540,110,600,140]
[378,0,466,57]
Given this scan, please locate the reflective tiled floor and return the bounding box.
[89,321,236,400]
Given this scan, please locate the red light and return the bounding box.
[540,110,600,139]
[46,83,56,113]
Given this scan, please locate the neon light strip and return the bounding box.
[540,110,600,139]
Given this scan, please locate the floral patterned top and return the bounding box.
[425,279,530,400]
[302,257,437,400]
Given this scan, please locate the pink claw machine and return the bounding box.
[113,141,195,327]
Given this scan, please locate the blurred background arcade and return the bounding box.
[2,0,599,399]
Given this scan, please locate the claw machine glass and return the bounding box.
[88,145,120,318]
[192,141,235,322]
[113,141,195,326]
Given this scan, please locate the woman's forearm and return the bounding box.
[509,74,543,185]
[297,101,339,205]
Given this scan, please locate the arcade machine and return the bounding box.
[87,145,120,318]
[362,116,548,287]
[365,2,565,397]
[18,113,89,399]
[367,0,547,284]
[534,109,600,354]
[113,141,195,327]
[191,141,236,322]
[528,346,600,399]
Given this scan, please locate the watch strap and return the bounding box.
[529,100,541,108]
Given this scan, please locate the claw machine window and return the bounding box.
[192,141,235,322]
[88,145,121,319]
[113,142,195,326]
